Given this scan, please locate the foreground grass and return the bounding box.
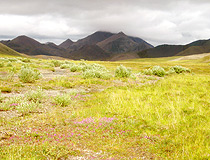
[77,74,210,159]
[0,56,210,159]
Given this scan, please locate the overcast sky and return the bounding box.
[0,0,210,46]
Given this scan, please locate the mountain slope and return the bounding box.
[97,32,153,54]
[0,43,22,56]
[68,31,114,51]
[59,39,74,49]
[69,45,110,60]
[138,45,184,58]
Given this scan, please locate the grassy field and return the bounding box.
[0,55,210,159]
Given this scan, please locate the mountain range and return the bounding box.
[1,31,210,60]
[0,31,153,60]
[137,39,210,58]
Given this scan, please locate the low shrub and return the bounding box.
[8,58,18,62]
[18,66,42,83]
[115,65,132,78]
[51,60,62,67]
[83,69,111,79]
[169,65,191,74]
[0,87,12,93]
[6,62,13,67]
[0,62,4,67]
[25,87,44,103]
[60,64,70,69]
[143,66,166,77]
[143,68,153,76]
[151,66,166,77]
[69,64,83,72]
[53,93,72,107]
[21,58,31,63]
[16,101,42,115]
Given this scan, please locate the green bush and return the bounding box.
[143,66,166,77]
[8,58,18,62]
[151,66,166,77]
[51,60,62,67]
[0,87,12,93]
[169,65,191,74]
[6,62,13,67]
[69,64,83,72]
[143,68,153,75]
[60,64,71,69]
[53,93,72,107]
[25,87,44,103]
[83,69,111,79]
[115,65,132,78]
[18,67,42,83]
[21,58,31,63]
[0,62,4,67]
[16,101,42,114]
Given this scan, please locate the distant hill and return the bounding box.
[59,39,74,49]
[69,45,110,60]
[97,32,153,54]
[0,42,22,56]
[137,39,210,58]
[1,35,69,58]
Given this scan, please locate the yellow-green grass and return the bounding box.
[0,55,210,159]
[0,43,22,57]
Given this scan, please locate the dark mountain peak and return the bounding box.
[59,39,74,49]
[117,31,126,36]
[10,35,42,48]
[68,31,114,51]
[46,42,59,49]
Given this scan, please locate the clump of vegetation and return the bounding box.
[60,64,71,69]
[83,69,111,79]
[21,58,31,63]
[169,65,191,74]
[6,62,13,67]
[143,66,166,77]
[0,87,12,93]
[69,64,83,72]
[0,62,4,67]
[53,93,72,107]
[51,60,62,67]
[25,87,44,103]
[18,66,42,83]
[16,101,43,115]
[8,58,18,62]
[115,65,132,78]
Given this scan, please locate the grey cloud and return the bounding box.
[0,0,210,46]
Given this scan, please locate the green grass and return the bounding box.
[0,55,209,159]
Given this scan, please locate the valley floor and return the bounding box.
[0,56,210,159]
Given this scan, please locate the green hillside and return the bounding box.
[0,42,22,56]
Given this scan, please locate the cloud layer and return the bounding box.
[0,0,210,46]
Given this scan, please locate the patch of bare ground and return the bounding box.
[171,53,210,61]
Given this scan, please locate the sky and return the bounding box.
[0,0,210,46]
